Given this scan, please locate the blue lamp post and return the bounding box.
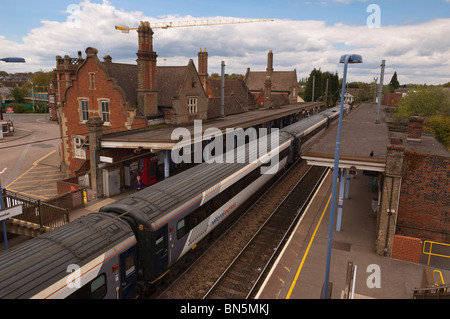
[322,54,362,299]
[0,57,26,63]
[1,56,25,250]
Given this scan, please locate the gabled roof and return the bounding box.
[157,66,189,107]
[245,71,297,92]
[208,79,256,107]
[207,97,246,119]
[103,62,138,109]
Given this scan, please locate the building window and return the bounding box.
[73,136,86,159]
[89,73,95,90]
[188,97,198,114]
[100,100,110,124]
[80,99,89,122]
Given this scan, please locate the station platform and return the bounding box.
[256,168,450,299]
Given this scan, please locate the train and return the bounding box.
[0,105,349,299]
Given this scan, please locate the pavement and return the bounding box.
[256,169,450,299]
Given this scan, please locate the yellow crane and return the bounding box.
[115,18,274,33]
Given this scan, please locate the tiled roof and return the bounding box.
[208,79,256,107]
[207,97,246,119]
[103,62,138,109]
[102,62,189,108]
[156,66,187,107]
[245,71,296,92]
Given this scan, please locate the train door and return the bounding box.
[119,245,137,299]
[153,225,169,280]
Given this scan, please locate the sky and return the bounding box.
[1,0,450,85]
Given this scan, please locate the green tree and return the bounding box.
[397,87,450,118]
[305,68,323,102]
[329,72,340,107]
[389,72,400,91]
[12,87,25,103]
[396,87,450,149]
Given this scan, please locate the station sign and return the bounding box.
[0,205,23,222]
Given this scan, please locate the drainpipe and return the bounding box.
[384,177,394,256]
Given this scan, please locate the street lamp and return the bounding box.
[0,56,25,250]
[0,57,26,63]
[322,54,362,299]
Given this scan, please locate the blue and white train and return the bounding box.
[0,106,348,299]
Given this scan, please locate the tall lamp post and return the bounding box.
[322,54,362,299]
[0,57,25,250]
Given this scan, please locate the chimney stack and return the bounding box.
[407,116,424,141]
[136,21,158,117]
[198,48,208,91]
[266,50,273,77]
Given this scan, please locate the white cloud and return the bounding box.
[0,0,449,85]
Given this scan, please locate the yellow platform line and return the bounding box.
[6,150,56,189]
[6,189,50,200]
[286,192,332,299]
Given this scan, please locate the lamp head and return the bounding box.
[340,54,363,64]
[0,57,26,63]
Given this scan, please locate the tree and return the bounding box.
[12,87,25,103]
[397,86,450,118]
[389,72,400,91]
[396,87,450,149]
[305,68,322,102]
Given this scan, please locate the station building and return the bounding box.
[48,21,321,200]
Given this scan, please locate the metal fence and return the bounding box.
[1,189,69,229]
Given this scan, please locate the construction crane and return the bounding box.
[115,18,274,33]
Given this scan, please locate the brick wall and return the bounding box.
[60,50,146,175]
[391,234,422,263]
[397,151,450,243]
[407,116,424,140]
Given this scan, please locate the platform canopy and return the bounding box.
[301,102,389,173]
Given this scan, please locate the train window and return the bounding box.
[90,275,107,299]
[177,219,186,238]
[155,236,164,254]
[65,273,107,299]
[124,254,135,277]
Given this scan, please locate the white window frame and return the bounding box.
[99,100,110,125]
[73,136,86,160]
[188,97,198,114]
[79,99,89,123]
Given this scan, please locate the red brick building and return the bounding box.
[390,117,449,253]
[51,21,256,197]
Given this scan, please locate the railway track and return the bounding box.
[203,165,327,299]
[158,161,325,299]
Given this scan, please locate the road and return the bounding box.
[0,114,65,200]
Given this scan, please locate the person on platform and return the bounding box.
[134,175,144,191]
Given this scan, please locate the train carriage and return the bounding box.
[100,133,292,284]
[0,213,136,299]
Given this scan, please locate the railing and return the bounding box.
[433,270,446,290]
[423,240,450,266]
[413,284,450,299]
[1,189,69,230]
